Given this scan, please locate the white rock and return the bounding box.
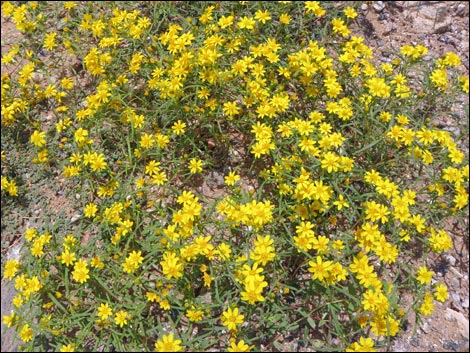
[71,214,81,223]
[445,308,469,338]
[445,254,457,266]
[455,3,468,17]
[373,1,386,13]
[462,298,469,308]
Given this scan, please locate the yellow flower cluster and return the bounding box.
[217,198,274,230]
[1,1,468,351]
[1,176,18,196]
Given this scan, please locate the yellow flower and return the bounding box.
[97,302,113,320]
[122,250,144,274]
[331,18,350,37]
[13,294,24,308]
[87,152,107,172]
[60,249,76,266]
[416,266,434,285]
[4,260,20,280]
[279,13,291,25]
[20,324,33,342]
[419,292,435,315]
[30,130,46,147]
[140,133,155,149]
[43,32,57,51]
[72,259,89,284]
[430,69,448,90]
[84,203,98,218]
[366,77,390,98]
[3,312,17,328]
[186,306,204,322]
[160,251,184,279]
[320,152,340,173]
[114,310,128,327]
[238,16,256,30]
[59,343,75,352]
[188,158,203,174]
[308,256,333,282]
[460,76,469,93]
[155,333,183,352]
[346,337,376,352]
[171,120,186,135]
[434,283,448,302]
[333,194,349,211]
[255,9,271,24]
[218,15,234,29]
[223,101,241,118]
[74,128,90,145]
[225,171,240,186]
[344,7,358,19]
[221,306,244,331]
[228,339,252,352]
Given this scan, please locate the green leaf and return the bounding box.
[307,317,316,329]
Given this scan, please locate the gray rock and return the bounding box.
[373,1,386,13]
[451,277,461,289]
[422,55,433,61]
[1,280,20,352]
[446,254,457,266]
[442,341,459,351]
[443,126,461,138]
[380,56,392,63]
[379,12,390,21]
[71,214,81,223]
[445,308,469,338]
[433,23,451,35]
[382,22,396,35]
[438,35,449,43]
[410,337,420,347]
[391,340,411,352]
[455,4,468,17]
[462,298,469,309]
[406,5,452,34]
[452,293,461,303]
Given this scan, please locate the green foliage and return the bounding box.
[1,1,468,352]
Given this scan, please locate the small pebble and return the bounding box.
[410,337,420,347]
[443,341,459,351]
[379,12,389,20]
[438,35,449,43]
[445,254,457,267]
[422,55,433,61]
[373,1,385,13]
[455,4,468,17]
[452,293,461,303]
[462,298,469,308]
[70,215,80,223]
[380,56,392,63]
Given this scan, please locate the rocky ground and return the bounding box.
[1,1,469,352]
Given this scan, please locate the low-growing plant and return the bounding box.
[1,1,468,352]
